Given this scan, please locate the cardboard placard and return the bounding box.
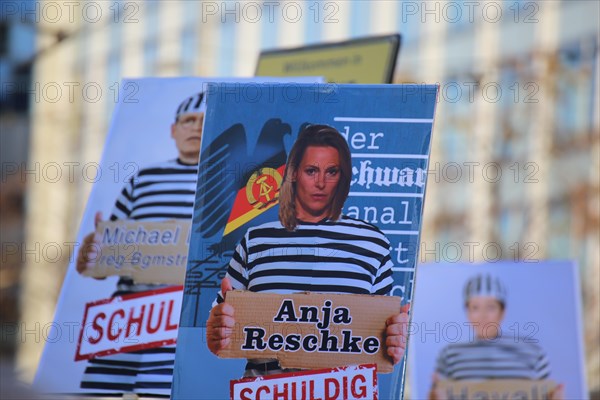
[435,379,558,400]
[75,286,183,361]
[83,220,191,284]
[230,364,378,400]
[220,291,401,373]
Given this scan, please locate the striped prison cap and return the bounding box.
[463,273,507,306]
[175,92,206,121]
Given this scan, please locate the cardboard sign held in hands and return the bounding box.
[220,291,402,373]
[83,220,190,284]
[435,379,558,400]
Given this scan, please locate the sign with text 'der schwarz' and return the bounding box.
[220,292,401,373]
[84,220,191,284]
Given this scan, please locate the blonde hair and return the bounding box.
[279,124,351,231]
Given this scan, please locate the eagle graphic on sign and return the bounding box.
[184,119,310,316]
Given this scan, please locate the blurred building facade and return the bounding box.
[0,0,35,363]
[15,0,599,393]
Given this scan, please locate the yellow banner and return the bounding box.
[256,34,400,83]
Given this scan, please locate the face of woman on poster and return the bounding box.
[466,295,505,340]
[292,145,341,222]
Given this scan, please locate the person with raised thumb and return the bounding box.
[206,277,235,355]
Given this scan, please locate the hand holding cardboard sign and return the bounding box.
[385,303,410,365]
[548,383,565,400]
[428,372,446,400]
[76,212,104,279]
[206,277,235,355]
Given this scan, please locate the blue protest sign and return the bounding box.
[173,83,438,399]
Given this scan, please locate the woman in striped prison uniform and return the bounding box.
[206,124,410,377]
[76,92,204,397]
[429,273,564,399]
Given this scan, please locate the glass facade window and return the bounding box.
[547,203,572,259]
[555,41,597,142]
[261,0,279,49]
[398,0,420,44]
[217,8,236,77]
[106,12,122,119]
[143,2,160,75]
[181,1,198,75]
[181,25,196,76]
[0,22,8,57]
[303,3,322,45]
[496,208,529,254]
[350,1,370,37]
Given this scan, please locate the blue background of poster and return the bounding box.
[173,83,438,399]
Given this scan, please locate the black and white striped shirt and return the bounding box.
[435,335,551,381]
[81,158,197,397]
[109,158,197,295]
[217,216,394,302]
[215,216,394,377]
[110,158,197,222]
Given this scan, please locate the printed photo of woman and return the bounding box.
[205,124,410,377]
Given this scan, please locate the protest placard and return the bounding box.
[221,291,400,373]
